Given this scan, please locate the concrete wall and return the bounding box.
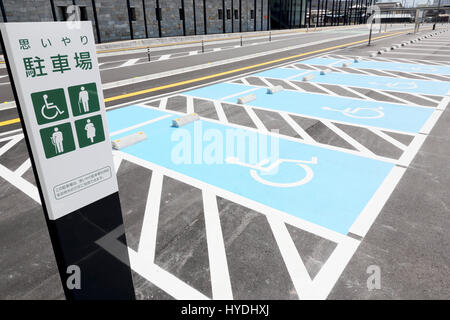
[0,0,271,43]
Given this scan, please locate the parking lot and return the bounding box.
[1,26,449,300]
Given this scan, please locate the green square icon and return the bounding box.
[68,82,100,117]
[31,88,69,125]
[75,115,105,148]
[40,123,76,159]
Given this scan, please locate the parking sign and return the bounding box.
[0,22,117,220]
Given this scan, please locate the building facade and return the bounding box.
[0,0,271,43]
[0,0,373,44]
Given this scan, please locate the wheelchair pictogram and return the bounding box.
[31,88,69,125]
[225,156,318,188]
[41,94,65,120]
[322,106,384,119]
[368,81,418,90]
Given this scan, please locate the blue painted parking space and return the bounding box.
[253,67,450,96]
[184,83,434,133]
[300,57,450,75]
[107,105,169,133]
[107,105,394,235]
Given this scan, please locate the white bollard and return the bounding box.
[302,74,316,81]
[237,94,257,104]
[172,113,200,127]
[112,132,147,150]
[267,85,283,94]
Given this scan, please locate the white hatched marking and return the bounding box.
[279,112,315,143]
[202,190,233,300]
[136,171,164,264]
[120,58,140,67]
[369,128,408,151]
[267,216,313,299]
[159,97,168,110]
[15,159,31,177]
[213,100,228,123]
[245,107,267,131]
[186,95,195,114]
[321,120,375,156]
[284,79,305,91]
[158,54,171,60]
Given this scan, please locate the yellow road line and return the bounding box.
[0,29,414,125]
[104,31,406,103]
[0,117,20,127]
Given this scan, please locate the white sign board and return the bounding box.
[0,22,118,220]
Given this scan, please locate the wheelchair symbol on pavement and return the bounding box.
[368,81,418,90]
[322,106,384,119]
[41,94,65,120]
[225,156,318,188]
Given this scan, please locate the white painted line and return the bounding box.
[0,129,22,137]
[186,95,194,114]
[370,89,415,105]
[267,215,312,299]
[159,97,168,110]
[189,51,198,55]
[158,54,171,61]
[311,237,360,299]
[109,114,172,136]
[113,153,123,173]
[14,159,31,177]
[345,68,375,76]
[120,58,140,67]
[136,171,164,264]
[118,151,349,244]
[284,79,305,91]
[372,69,402,78]
[405,93,441,104]
[213,48,222,52]
[349,166,406,238]
[321,120,375,156]
[286,70,313,80]
[397,134,427,167]
[279,112,315,143]
[202,190,233,300]
[341,86,376,101]
[394,71,437,81]
[219,87,259,101]
[213,100,228,123]
[0,136,22,157]
[240,78,250,85]
[437,92,450,111]
[139,102,402,165]
[245,107,267,132]
[102,32,365,90]
[256,76,274,87]
[369,128,407,151]
[308,82,337,96]
[129,251,210,300]
[385,51,450,58]
[419,109,443,135]
[0,164,40,204]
